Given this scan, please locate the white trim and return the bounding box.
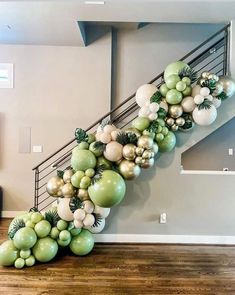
[181,170,235,175]
[94,234,235,245]
[2,211,235,245]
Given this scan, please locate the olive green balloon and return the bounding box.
[164,61,189,80]
[0,240,19,266]
[166,89,183,105]
[165,74,181,89]
[32,237,58,262]
[132,117,150,131]
[158,131,176,152]
[71,149,97,171]
[96,156,112,170]
[159,83,169,97]
[69,230,94,256]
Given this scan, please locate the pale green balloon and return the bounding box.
[158,131,176,152]
[132,117,150,131]
[71,149,97,172]
[166,89,183,105]
[164,61,189,80]
[13,227,37,250]
[0,240,19,266]
[32,237,58,262]
[159,83,169,97]
[165,74,180,89]
[69,230,94,256]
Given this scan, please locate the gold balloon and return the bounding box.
[140,158,154,169]
[62,183,75,197]
[142,150,153,159]
[125,128,141,138]
[201,71,210,79]
[118,160,141,180]
[175,117,185,127]
[218,76,235,98]
[135,156,143,165]
[46,176,64,197]
[63,169,74,183]
[166,117,175,126]
[77,189,89,201]
[137,135,154,149]
[122,144,136,161]
[169,105,183,119]
[213,82,223,96]
[135,147,144,156]
[171,124,179,132]
[199,78,206,86]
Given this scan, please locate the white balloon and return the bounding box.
[94,206,110,219]
[139,106,150,118]
[83,214,95,227]
[149,102,160,113]
[200,87,210,97]
[103,124,117,134]
[74,219,83,229]
[159,101,168,112]
[111,130,120,141]
[194,94,204,105]
[192,105,217,126]
[205,95,213,102]
[148,112,158,121]
[85,218,106,234]
[99,132,112,144]
[57,198,74,221]
[181,96,196,113]
[83,200,95,214]
[136,84,158,107]
[191,85,201,97]
[212,97,222,108]
[73,208,86,221]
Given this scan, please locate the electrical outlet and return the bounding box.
[229,148,233,156]
[160,213,167,224]
[32,145,43,153]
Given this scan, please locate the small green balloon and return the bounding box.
[13,227,37,250]
[25,255,36,267]
[132,117,150,132]
[14,257,25,269]
[89,141,103,157]
[70,228,82,236]
[20,249,31,259]
[32,237,58,263]
[158,131,176,152]
[69,230,94,256]
[0,240,19,266]
[159,84,169,97]
[57,237,71,247]
[182,77,191,86]
[166,89,183,105]
[34,220,51,238]
[165,74,180,89]
[182,86,192,96]
[71,170,85,188]
[71,149,97,172]
[176,81,186,92]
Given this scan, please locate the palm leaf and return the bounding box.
[44,209,61,227]
[91,165,105,185]
[198,99,213,110]
[92,213,103,228]
[201,79,216,94]
[147,120,159,133]
[150,91,162,103]
[93,141,106,153]
[116,131,137,145]
[8,219,25,239]
[75,128,88,144]
[57,170,64,178]
[69,197,83,213]
[178,66,198,83]
[218,91,227,101]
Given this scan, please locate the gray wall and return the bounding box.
[103,23,235,236]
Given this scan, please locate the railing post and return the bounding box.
[223,25,230,75]
[34,168,39,209]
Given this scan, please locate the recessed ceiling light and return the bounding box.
[84,1,105,5]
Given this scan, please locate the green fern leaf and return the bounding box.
[150,91,162,103]
[75,128,88,144]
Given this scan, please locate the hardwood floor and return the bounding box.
[1,218,235,295]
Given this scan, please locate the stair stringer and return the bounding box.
[103,95,235,237]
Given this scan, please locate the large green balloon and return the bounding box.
[0,240,19,266]
[13,227,37,250]
[132,117,150,132]
[88,170,126,207]
[69,230,94,256]
[166,89,183,105]
[32,237,58,262]
[71,148,97,171]
[158,131,176,152]
[164,61,189,80]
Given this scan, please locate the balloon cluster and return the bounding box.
[1,61,235,269]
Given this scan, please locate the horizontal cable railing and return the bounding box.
[33,23,230,211]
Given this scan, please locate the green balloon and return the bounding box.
[159,83,169,97]
[89,141,103,157]
[88,170,126,208]
[165,74,180,89]
[166,89,183,105]
[164,61,189,80]
[0,240,19,266]
[13,227,37,250]
[69,230,94,256]
[32,237,58,262]
[96,156,112,170]
[158,131,176,152]
[34,220,51,238]
[71,170,85,188]
[182,86,192,96]
[8,213,32,237]
[71,149,97,172]
[132,117,150,132]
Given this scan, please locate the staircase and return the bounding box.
[32,24,231,212]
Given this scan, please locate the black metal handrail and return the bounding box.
[33,23,230,210]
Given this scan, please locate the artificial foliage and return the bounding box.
[1,61,235,269]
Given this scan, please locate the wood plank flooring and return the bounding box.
[1,218,235,295]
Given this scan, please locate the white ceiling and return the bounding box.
[0,0,234,46]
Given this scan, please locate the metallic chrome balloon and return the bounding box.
[122,144,136,161]
[218,76,235,98]
[137,135,154,150]
[199,78,206,86]
[166,117,175,126]
[142,150,153,159]
[46,176,64,197]
[140,158,154,169]
[62,183,75,197]
[175,117,185,127]
[171,124,179,132]
[77,189,89,201]
[213,82,223,96]
[63,169,74,183]
[118,160,141,180]
[169,105,183,119]
[135,147,144,156]
[135,156,143,165]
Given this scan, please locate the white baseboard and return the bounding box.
[2,211,235,245]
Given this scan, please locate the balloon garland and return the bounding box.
[1,61,235,269]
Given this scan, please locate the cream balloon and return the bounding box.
[104,141,123,162]
[135,84,158,107]
[99,132,112,144]
[73,209,86,221]
[159,101,168,112]
[103,124,117,134]
[74,219,83,229]
[83,200,95,214]
[191,85,201,97]
[148,112,158,121]
[57,198,74,221]
[83,214,95,227]
[63,169,74,183]
[94,205,110,219]
[181,96,196,113]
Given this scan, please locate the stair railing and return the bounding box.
[32,24,230,211]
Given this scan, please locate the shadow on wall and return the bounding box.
[0,113,4,169]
